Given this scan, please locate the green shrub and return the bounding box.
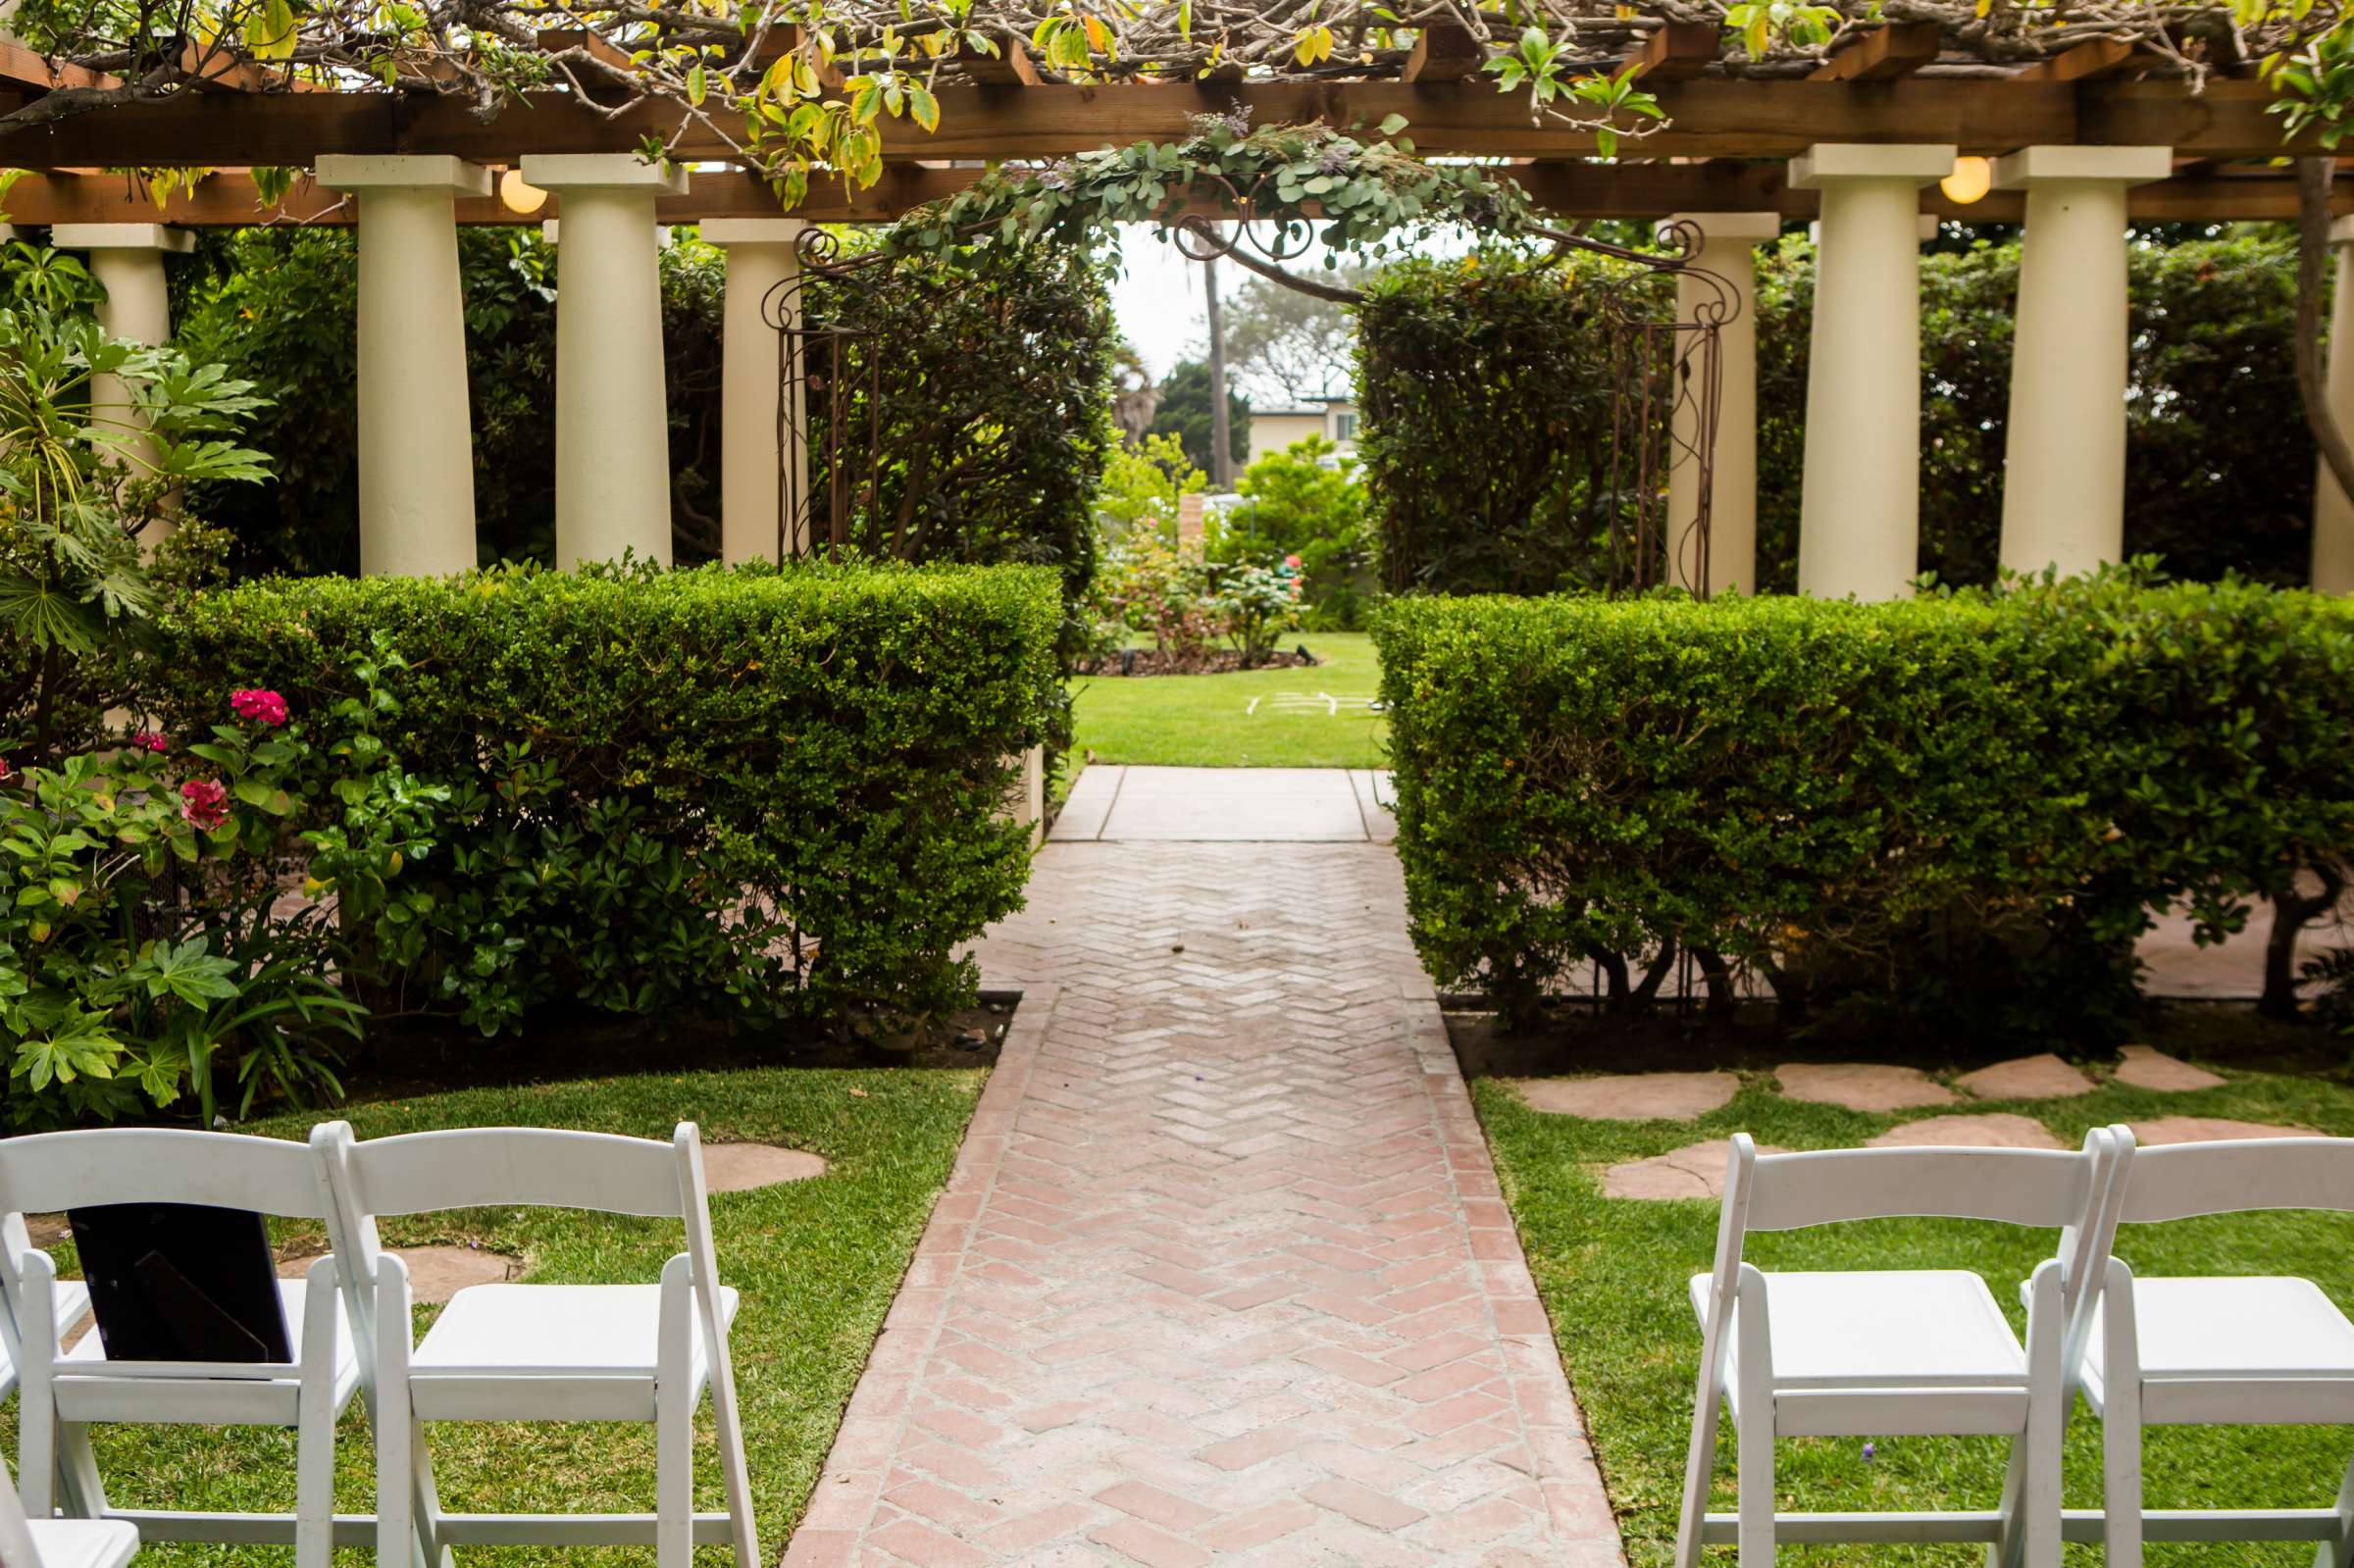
[1357,234,2313,595]
[150,560,1061,1037]
[1220,435,1379,629]
[1373,573,2354,1040]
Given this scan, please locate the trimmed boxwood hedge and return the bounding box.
[152,560,1060,1034]
[1374,575,2354,1040]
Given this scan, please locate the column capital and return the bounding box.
[521,153,690,195]
[50,223,194,254]
[700,218,808,247]
[1659,212,1783,246]
[1788,143,1957,188]
[1991,145,2172,190]
[2329,215,2354,248]
[316,155,492,195]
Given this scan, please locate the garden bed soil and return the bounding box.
[338,994,1017,1103]
[1446,997,2343,1083]
[1076,646,1320,677]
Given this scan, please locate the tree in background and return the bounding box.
[1147,360,1251,481]
[1224,267,1369,401]
[1097,432,1204,538]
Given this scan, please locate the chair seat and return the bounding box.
[27,1518,140,1568]
[2084,1276,2354,1412]
[54,1279,358,1425]
[1690,1270,2029,1390]
[410,1283,739,1420]
[0,1280,91,1394]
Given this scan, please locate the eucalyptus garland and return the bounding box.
[882,117,1541,267]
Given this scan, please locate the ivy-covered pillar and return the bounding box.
[316,156,490,578]
[1662,212,1780,596]
[50,223,192,548]
[521,154,690,570]
[1992,146,2172,580]
[2315,218,2354,595]
[1787,143,1954,600]
[702,219,808,565]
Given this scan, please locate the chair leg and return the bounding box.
[54,1425,108,1522]
[656,1253,695,1568]
[20,1388,57,1520]
[2315,1443,2354,1568]
[2012,1260,2065,1568]
[377,1401,412,1568]
[2103,1259,2144,1568]
[1736,1407,1774,1567]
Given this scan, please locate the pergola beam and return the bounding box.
[1623,22,1719,80]
[0,76,2328,166]
[1809,23,1943,81]
[1,156,2336,228]
[1401,23,1485,82]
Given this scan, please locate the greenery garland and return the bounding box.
[880,118,1545,266]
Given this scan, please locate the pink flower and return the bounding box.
[179,778,230,832]
[230,688,288,728]
[134,731,169,754]
[0,757,11,782]
[1284,554,1303,569]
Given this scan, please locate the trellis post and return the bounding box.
[315,155,490,577]
[1787,143,1953,600]
[2315,217,2354,595]
[522,153,690,570]
[1662,212,1779,596]
[1992,145,2173,580]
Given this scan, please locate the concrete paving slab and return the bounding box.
[1097,766,1373,841]
[1049,764,1123,841]
[1349,768,1399,844]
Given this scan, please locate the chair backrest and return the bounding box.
[0,1130,331,1331]
[2109,1133,2354,1225]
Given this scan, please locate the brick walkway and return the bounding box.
[781,818,1623,1565]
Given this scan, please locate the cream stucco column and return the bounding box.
[521,154,691,570]
[315,156,490,578]
[1661,212,1780,596]
[702,219,809,565]
[2314,218,2354,594]
[1787,144,1955,600]
[52,224,192,546]
[1991,146,2172,580]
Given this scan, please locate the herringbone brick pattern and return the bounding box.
[782,839,1622,1567]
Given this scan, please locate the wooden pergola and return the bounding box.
[1,12,2347,608]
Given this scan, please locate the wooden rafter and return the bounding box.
[1623,22,1717,80]
[0,77,2330,166]
[0,37,121,93]
[962,34,1042,85]
[1401,23,1484,82]
[2010,37,2147,81]
[1809,22,1943,80]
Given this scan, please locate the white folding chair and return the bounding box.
[1673,1130,2121,1567]
[2083,1130,2354,1565]
[0,1212,95,1402]
[0,1452,137,1568]
[311,1119,759,1568]
[0,1129,361,1566]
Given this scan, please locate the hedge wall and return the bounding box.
[152,561,1060,1033]
[1373,576,2354,1040]
[1357,234,2313,595]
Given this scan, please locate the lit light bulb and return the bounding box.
[498,169,549,216]
[1939,155,1992,206]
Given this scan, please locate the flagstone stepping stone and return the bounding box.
[2113,1045,2226,1092]
[1867,1114,2067,1150]
[386,1244,522,1304]
[1511,1071,1739,1122]
[1774,1062,1960,1113]
[1601,1138,1790,1200]
[1956,1053,2096,1101]
[2124,1117,2319,1146]
[702,1141,830,1190]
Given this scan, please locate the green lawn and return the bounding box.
[1069,630,1388,769]
[8,1062,983,1563]
[1477,1058,2354,1566]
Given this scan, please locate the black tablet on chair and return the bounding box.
[66,1202,292,1364]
